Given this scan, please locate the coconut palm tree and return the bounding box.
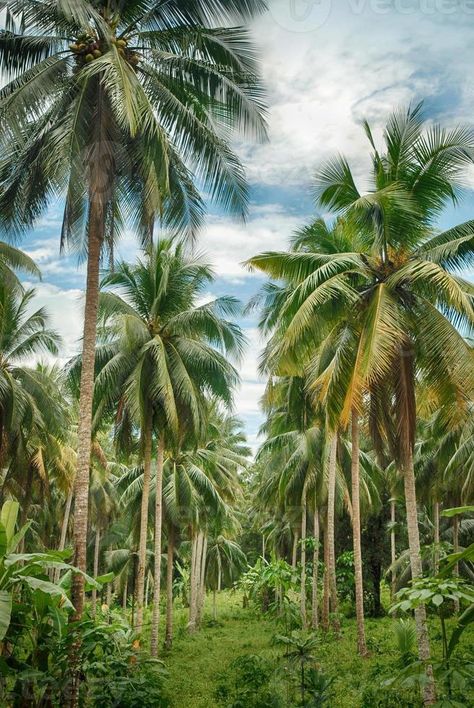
[90,241,244,645]
[247,105,474,703]
[0,0,266,624]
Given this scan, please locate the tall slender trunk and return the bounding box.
[322,513,330,632]
[351,411,367,656]
[300,485,307,628]
[404,449,436,704]
[122,577,128,611]
[135,413,153,634]
[165,526,174,650]
[91,528,100,618]
[71,196,105,621]
[433,501,440,575]
[145,572,150,608]
[213,589,217,621]
[54,490,73,583]
[398,347,436,705]
[68,189,104,708]
[311,507,320,631]
[150,434,164,657]
[390,498,397,600]
[197,534,208,627]
[106,579,112,609]
[327,433,340,633]
[291,530,299,570]
[189,532,202,633]
[453,515,460,613]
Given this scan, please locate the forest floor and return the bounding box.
[151,590,473,708]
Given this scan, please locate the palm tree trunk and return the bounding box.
[213,589,217,621]
[453,515,460,613]
[135,413,153,635]
[122,577,128,611]
[69,185,105,706]
[351,410,367,656]
[434,501,440,575]
[54,489,73,583]
[322,513,330,632]
[150,433,164,657]
[291,530,299,570]
[91,528,100,618]
[390,498,397,600]
[71,201,104,620]
[311,507,320,631]
[327,433,340,633]
[189,531,202,633]
[404,448,436,704]
[197,534,208,627]
[165,526,174,650]
[300,485,307,628]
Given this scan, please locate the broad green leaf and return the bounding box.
[21,576,74,610]
[8,521,32,554]
[0,590,12,640]
[441,506,474,518]
[0,501,19,543]
[431,594,444,607]
[0,522,7,559]
[447,604,474,658]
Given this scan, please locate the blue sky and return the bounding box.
[14,0,474,452]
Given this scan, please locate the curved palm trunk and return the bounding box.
[351,410,367,656]
[150,434,164,657]
[300,485,307,628]
[390,498,397,600]
[165,526,174,650]
[311,508,320,631]
[327,433,340,633]
[398,348,436,705]
[91,528,100,618]
[135,413,153,635]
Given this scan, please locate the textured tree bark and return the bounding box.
[453,515,460,614]
[291,530,299,570]
[398,347,436,705]
[135,413,153,635]
[91,528,100,618]
[189,532,202,633]
[300,485,307,628]
[322,514,330,632]
[327,433,340,633]
[351,410,368,656]
[68,193,104,708]
[71,193,104,622]
[122,577,128,611]
[404,449,436,705]
[311,507,320,631]
[165,526,174,650]
[150,433,164,657]
[390,498,397,600]
[434,501,440,575]
[197,534,208,627]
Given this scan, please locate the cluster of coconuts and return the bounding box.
[69,34,139,67]
[69,32,102,63]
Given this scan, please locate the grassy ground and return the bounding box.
[153,590,469,707]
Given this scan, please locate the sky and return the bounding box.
[12,0,474,453]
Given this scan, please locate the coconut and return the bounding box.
[85,53,94,62]
[93,50,102,58]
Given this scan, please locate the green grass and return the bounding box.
[148,592,473,707]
